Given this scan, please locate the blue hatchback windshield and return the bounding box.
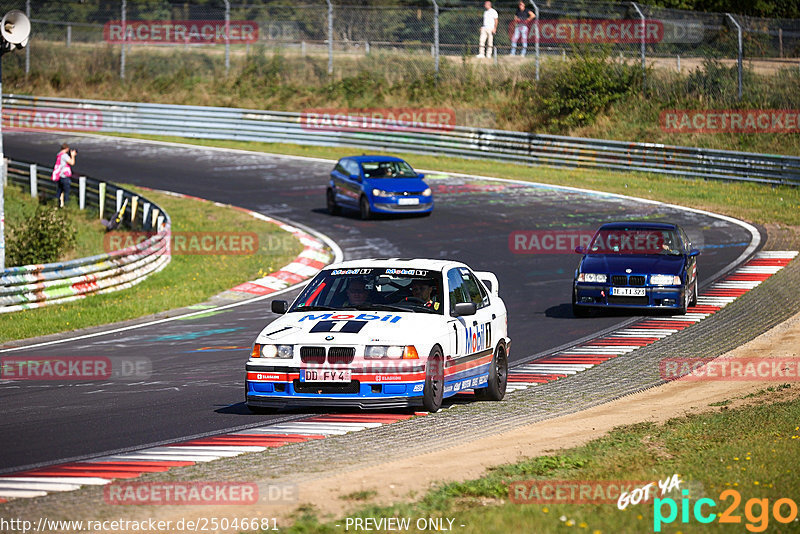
[361,161,417,179]
[291,268,444,314]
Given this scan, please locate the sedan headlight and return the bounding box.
[577,273,608,283]
[253,344,293,358]
[371,189,394,198]
[365,345,418,359]
[421,188,432,197]
[650,274,682,286]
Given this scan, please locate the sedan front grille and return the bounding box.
[629,276,646,286]
[327,347,356,364]
[300,346,326,364]
[612,275,628,286]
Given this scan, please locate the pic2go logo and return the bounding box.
[653,489,798,532]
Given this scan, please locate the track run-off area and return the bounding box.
[1,131,786,507]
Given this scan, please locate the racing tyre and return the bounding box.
[359,196,372,220]
[327,189,340,215]
[689,278,698,307]
[677,286,690,315]
[422,348,444,413]
[475,345,507,401]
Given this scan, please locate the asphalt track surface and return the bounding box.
[0,132,759,473]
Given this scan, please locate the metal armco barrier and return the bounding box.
[5,95,798,185]
[1,160,171,314]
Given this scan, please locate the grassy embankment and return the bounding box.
[4,41,800,156]
[286,386,799,534]
[0,185,303,343]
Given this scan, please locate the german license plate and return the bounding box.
[398,198,419,205]
[300,369,351,382]
[611,287,646,297]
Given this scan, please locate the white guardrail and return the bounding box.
[2,160,170,313]
[5,94,800,185]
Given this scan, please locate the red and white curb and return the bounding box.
[229,214,331,296]
[506,251,798,391]
[0,413,415,502]
[150,191,334,297]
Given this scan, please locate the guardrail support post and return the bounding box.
[99,182,106,220]
[143,202,151,230]
[79,176,86,210]
[131,195,138,224]
[29,163,37,198]
[66,24,71,47]
[116,189,123,213]
[726,13,743,101]
[528,0,540,81]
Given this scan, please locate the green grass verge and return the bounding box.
[0,185,303,343]
[286,387,800,534]
[4,184,109,262]
[115,134,800,227]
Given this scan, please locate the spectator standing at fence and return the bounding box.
[477,1,498,59]
[510,1,535,57]
[52,143,76,208]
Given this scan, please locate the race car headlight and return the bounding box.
[257,344,293,359]
[578,273,607,283]
[421,188,432,197]
[650,274,681,286]
[365,345,405,359]
[371,189,393,198]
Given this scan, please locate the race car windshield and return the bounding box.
[290,268,444,314]
[588,229,682,255]
[361,161,418,179]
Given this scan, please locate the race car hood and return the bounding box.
[580,254,685,276]
[255,310,439,345]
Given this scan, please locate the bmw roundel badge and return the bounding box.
[325,335,334,341]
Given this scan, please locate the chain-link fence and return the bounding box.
[3,0,800,101]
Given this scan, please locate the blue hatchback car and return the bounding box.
[327,156,433,219]
[572,222,700,316]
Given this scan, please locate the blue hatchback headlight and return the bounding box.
[372,189,394,198]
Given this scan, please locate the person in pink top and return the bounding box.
[53,143,77,208]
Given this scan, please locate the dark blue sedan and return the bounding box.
[572,222,700,316]
[327,156,433,219]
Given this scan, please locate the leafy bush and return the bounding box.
[7,206,77,266]
[538,53,642,129]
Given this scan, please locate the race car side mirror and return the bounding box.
[453,302,477,317]
[271,300,289,314]
[688,249,700,257]
[574,246,584,254]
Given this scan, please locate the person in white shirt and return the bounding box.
[477,1,498,59]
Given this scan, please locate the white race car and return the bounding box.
[246,259,510,412]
